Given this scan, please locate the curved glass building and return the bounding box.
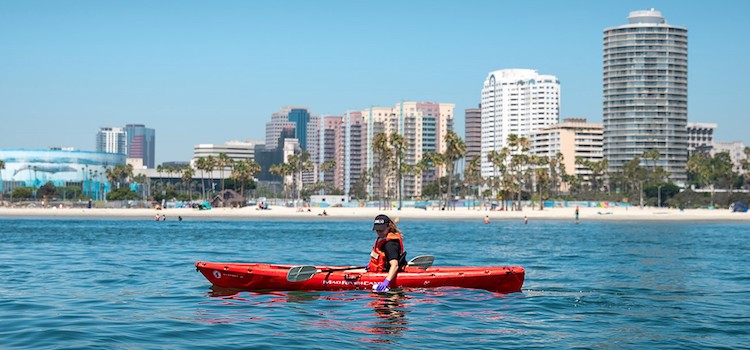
[603,9,688,185]
[0,149,126,199]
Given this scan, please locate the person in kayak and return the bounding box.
[369,214,407,292]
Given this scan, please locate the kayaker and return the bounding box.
[369,214,407,292]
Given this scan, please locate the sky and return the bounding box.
[2,0,749,164]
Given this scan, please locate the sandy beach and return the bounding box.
[0,205,748,222]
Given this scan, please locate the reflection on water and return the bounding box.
[367,292,410,337]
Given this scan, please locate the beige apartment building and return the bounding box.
[529,118,603,191]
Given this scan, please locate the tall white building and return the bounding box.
[603,9,688,184]
[192,140,263,166]
[480,69,560,178]
[96,127,127,155]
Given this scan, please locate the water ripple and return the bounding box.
[0,218,749,349]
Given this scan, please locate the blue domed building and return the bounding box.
[0,148,126,200]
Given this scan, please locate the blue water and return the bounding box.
[1,217,748,349]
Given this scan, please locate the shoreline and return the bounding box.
[0,206,748,222]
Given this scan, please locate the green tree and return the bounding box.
[622,157,648,206]
[181,165,195,200]
[488,148,512,210]
[132,173,149,199]
[372,132,393,209]
[742,146,750,189]
[218,152,232,191]
[420,151,445,205]
[269,162,293,200]
[349,170,370,200]
[287,151,313,206]
[464,155,483,208]
[0,159,5,202]
[530,155,550,210]
[442,131,466,210]
[319,160,336,195]
[106,164,133,190]
[576,157,608,194]
[231,159,261,199]
[205,155,217,197]
[195,157,207,200]
[38,181,57,201]
[12,187,33,199]
[507,134,529,210]
[390,132,407,208]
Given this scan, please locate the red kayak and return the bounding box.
[195,260,524,293]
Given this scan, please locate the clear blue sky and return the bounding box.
[2,1,749,164]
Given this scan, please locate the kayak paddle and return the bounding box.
[286,255,435,282]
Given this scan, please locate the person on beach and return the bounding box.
[369,214,407,293]
[575,206,580,224]
[484,215,490,224]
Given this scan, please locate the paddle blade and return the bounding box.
[407,255,435,269]
[286,265,319,282]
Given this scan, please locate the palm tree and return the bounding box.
[205,155,217,197]
[507,134,529,210]
[280,151,313,206]
[548,152,566,197]
[195,157,207,200]
[0,160,5,202]
[688,151,734,206]
[132,173,148,199]
[372,132,393,209]
[529,155,550,210]
[181,165,195,200]
[576,157,608,194]
[319,160,336,195]
[390,132,407,209]
[420,151,445,207]
[270,162,293,200]
[442,131,466,210]
[218,152,232,192]
[642,149,661,184]
[464,155,483,209]
[488,148,511,210]
[232,159,261,199]
[156,165,164,193]
[231,161,249,200]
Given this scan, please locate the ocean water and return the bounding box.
[0,217,748,349]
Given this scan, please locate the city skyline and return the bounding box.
[2,1,749,163]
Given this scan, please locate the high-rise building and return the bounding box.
[392,101,454,198]
[96,127,127,155]
[265,109,297,150]
[288,108,311,150]
[480,69,560,179]
[264,106,320,186]
[603,9,688,184]
[464,106,481,171]
[124,124,156,169]
[686,122,717,155]
[315,102,454,199]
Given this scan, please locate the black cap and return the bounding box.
[372,214,391,231]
